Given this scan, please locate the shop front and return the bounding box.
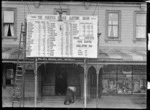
[37,64,83,98]
[2,46,146,108]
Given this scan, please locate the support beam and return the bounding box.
[34,58,38,107]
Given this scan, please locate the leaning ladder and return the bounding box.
[12,21,26,107]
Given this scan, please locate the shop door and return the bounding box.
[55,65,67,95]
[88,67,103,98]
[89,72,96,98]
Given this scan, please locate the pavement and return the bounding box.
[2,95,147,109]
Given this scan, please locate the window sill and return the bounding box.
[133,38,146,43]
[105,39,121,43]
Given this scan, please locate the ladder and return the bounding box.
[12,21,26,107]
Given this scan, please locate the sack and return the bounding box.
[64,100,70,105]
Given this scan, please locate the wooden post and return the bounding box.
[84,59,87,108]
[34,58,38,107]
[22,64,25,107]
[96,67,99,108]
[96,30,101,108]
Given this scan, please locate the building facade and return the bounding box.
[2,0,146,102]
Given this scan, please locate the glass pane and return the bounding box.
[108,13,118,25]
[136,26,146,38]
[4,24,14,37]
[103,65,117,75]
[133,75,146,93]
[102,78,116,95]
[136,13,146,25]
[10,24,14,36]
[108,26,118,37]
[117,75,132,94]
[4,24,9,36]
[102,79,109,94]
[4,11,14,23]
[133,70,146,75]
[6,69,13,79]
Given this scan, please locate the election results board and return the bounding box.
[26,14,97,58]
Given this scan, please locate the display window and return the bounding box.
[102,65,146,95]
[133,75,146,93]
[102,78,116,95]
[117,76,132,94]
[6,69,14,85]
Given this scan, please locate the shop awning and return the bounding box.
[2,46,24,59]
[98,48,146,62]
[2,46,146,62]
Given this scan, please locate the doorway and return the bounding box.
[55,65,67,95]
[88,66,103,98]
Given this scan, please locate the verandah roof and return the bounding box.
[2,46,146,62]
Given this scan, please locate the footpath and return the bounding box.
[2,95,146,109]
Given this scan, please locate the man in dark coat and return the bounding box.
[64,87,76,105]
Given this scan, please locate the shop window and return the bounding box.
[117,74,132,94]
[105,11,121,42]
[102,65,146,95]
[102,77,117,95]
[2,64,16,88]
[116,65,132,94]
[6,69,14,86]
[133,12,146,42]
[133,75,146,93]
[133,65,146,94]
[102,65,117,95]
[2,8,17,38]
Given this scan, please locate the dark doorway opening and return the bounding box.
[55,65,67,95]
[88,66,103,98]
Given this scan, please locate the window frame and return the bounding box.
[105,10,121,42]
[2,7,17,39]
[133,11,146,42]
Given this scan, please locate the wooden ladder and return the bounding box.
[12,21,26,107]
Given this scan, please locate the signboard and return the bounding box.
[26,14,97,58]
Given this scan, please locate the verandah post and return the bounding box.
[84,58,87,108]
[34,58,38,107]
[96,67,99,108]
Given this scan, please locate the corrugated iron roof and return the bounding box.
[2,46,146,62]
